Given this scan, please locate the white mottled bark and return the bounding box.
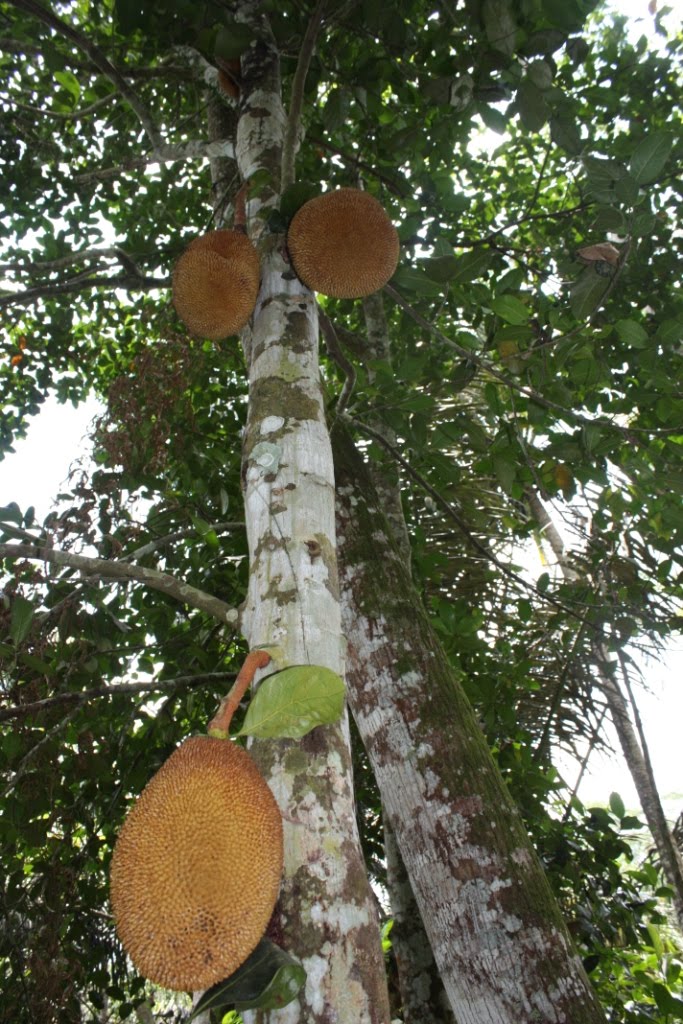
[231,5,391,1021]
[334,431,607,1024]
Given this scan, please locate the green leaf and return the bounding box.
[479,105,508,134]
[550,116,583,156]
[238,665,345,739]
[448,249,492,286]
[490,295,529,325]
[189,941,305,1020]
[628,131,674,185]
[516,81,550,132]
[492,455,516,493]
[54,70,81,101]
[569,267,608,320]
[614,173,640,205]
[631,210,656,236]
[527,60,553,90]
[0,503,24,526]
[655,319,683,346]
[615,319,648,349]
[11,595,34,645]
[391,266,443,297]
[609,791,625,819]
[322,88,351,132]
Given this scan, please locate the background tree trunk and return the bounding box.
[528,491,683,931]
[334,428,607,1024]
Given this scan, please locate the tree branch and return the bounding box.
[0,672,236,723]
[72,139,236,185]
[0,271,168,309]
[281,0,328,191]
[0,543,239,625]
[0,247,144,275]
[7,0,163,149]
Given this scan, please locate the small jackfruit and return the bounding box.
[110,735,283,992]
[287,188,399,299]
[172,230,260,340]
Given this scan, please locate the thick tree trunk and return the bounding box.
[232,6,390,1021]
[528,491,683,932]
[334,428,606,1024]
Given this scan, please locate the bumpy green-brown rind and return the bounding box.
[110,735,283,992]
[287,189,399,299]
[172,230,260,340]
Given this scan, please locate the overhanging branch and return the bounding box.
[0,543,239,626]
[0,672,237,722]
[0,272,168,309]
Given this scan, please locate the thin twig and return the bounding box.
[281,0,328,191]
[2,707,80,799]
[318,307,357,423]
[0,543,239,626]
[7,0,163,149]
[383,282,669,441]
[14,92,116,121]
[0,672,236,723]
[349,416,606,631]
[121,521,244,562]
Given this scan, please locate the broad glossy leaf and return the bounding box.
[490,295,529,325]
[615,319,648,349]
[516,81,550,132]
[629,131,674,185]
[238,665,345,739]
[569,267,608,320]
[391,266,443,297]
[11,595,34,645]
[189,940,305,1020]
[550,116,583,155]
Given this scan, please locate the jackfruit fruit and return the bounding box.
[110,735,283,991]
[287,188,399,298]
[172,230,259,340]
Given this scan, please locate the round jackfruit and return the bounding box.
[110,735,283,992]
[287,188,399,299]
[172,230,260,340]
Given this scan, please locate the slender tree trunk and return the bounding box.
[233,5,390,1020]
[334,427,607,1024]
[528,491,683,931]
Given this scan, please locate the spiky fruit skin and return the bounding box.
[172,230,260,340]
[287,188,400,299]
[110,736,283,992]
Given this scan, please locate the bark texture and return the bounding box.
[334,428,607,1024]
[233,6,390,1020]
[359,292,457,1024]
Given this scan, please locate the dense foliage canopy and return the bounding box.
[1,0,682,1021]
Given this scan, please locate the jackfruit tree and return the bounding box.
[1,1,682,1023]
